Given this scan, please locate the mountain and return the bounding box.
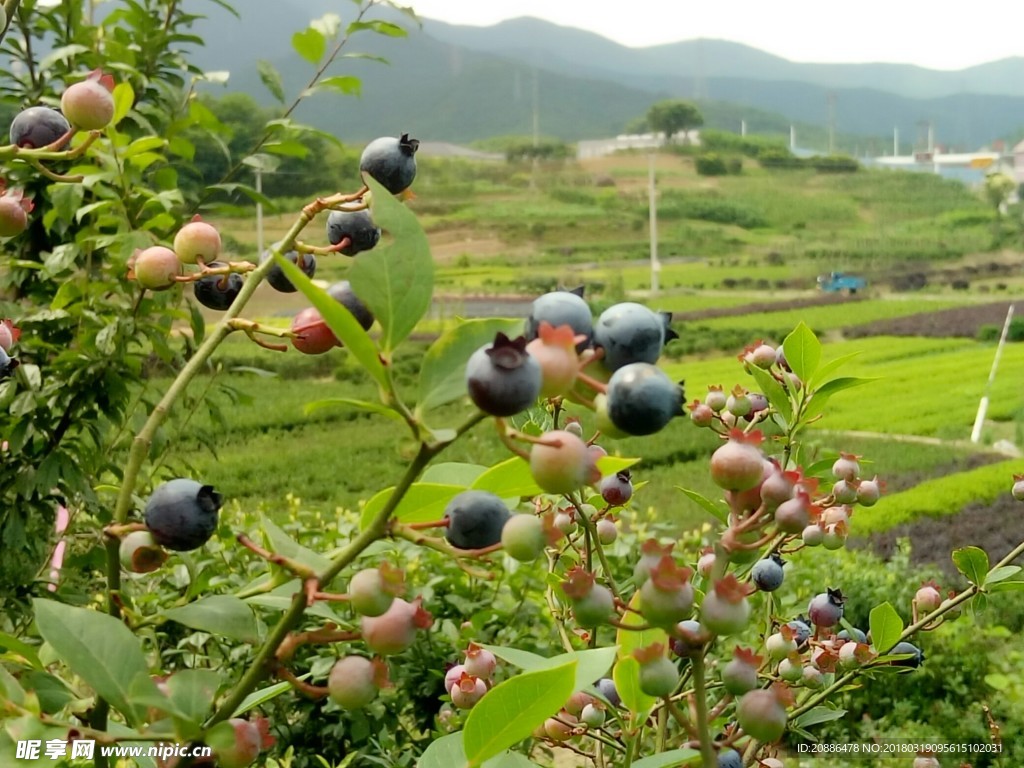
[183,4,1024,147]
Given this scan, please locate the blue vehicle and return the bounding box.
[817,272,866,294]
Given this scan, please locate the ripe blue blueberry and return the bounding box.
[444,490,511,550]
[751,553,785,592]
[594,677,621,707]
[889,641,924,668]
[837,627,867,643]
[786,619,811,650]
[593,302,676,371]
[524,288,593,351]
[9,106,70,148]
[193,263,242,311]
[327,281,375,331]
[326,209,381,256]
[717,749,742,768]
[360,134,419,194]
[260,249,316,293]
[465,333,542,416]
[0,347,18,380]
[604,363,683,436]
[143,478,222,551]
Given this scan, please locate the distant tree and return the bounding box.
[647,99,704,144]
[984,172,1015,217]
[623,115,649,135]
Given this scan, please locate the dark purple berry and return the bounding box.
[260,249,316,293]
[751,553,785,592]
[193,263,243,311]
[443,491,511,550]
[9,106,70,148]
[593,302,673,371]
[525,289,593,350]
[143,478,222,551]
[599,471,633,505]
[327,280,375,331]
[360,134,418,194]
[604,362,683,436]
[326,209,381,256]
[808,588,846,628]
[670,619,709,658]
[465,333,542,417]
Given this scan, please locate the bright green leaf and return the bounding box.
[349,177,434,353]
[747,365,792,422]
[479,645,548,671]
[677,487,728,525]
[418,318,523,412]
[616,591,668,660]
[231,681,294,718]
[256,60,285,103]
[262,517,332,573]
[612,655,655,717]
[320,75,362,95]
[985,565,1020,585]
[550,646,618,692]
[472,457,542,498]
[360,483,465,530]
[33,599,159,727]
[463,660,576,766]
[0,632,43,670]
[953,546,989,586]
[302,397,402,420]
[595,455,640,476]
[629,749,702,768]
[166,669,220,725]
[809,351,862,387]
[782,322,821,383]
[111,82,134,126]
[793,706,848,728]
[868,602,904,654]
[162,596,260,643]
[347,19,408,37]
[422,462,488,487]
[292,27,326,64]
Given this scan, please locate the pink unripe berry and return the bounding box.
[599,470,632,505]
[525,322,580,397]
[328,656,388,709]
[129,246,181,290]
[802,523,824,546]
[710,430,766,492]
[450,673,487,709]
[596,518,618,544]
[822,504,851,526]
[831,479,858,504]
[444,664,467,693]
[60,69,115,131]
[747,342,777,369]
[215,718,268,768]
[736,686,789,742]
[554,510,576,535]
[821,522,847,550]
[0,191,33,238]
[464,643,496,679]
[913,755,940,768]
[543,713,577,741]
[704,386,727,412]
[697,549,716,578]
[688,400,714,427]
[856,477,881,506]
[291,307,340,355]
[915,582,942,613]
[808,589,846,628]
[564,690,596,717]
[0,319,20,352]
[173,215,222,265]
[530,430,590,494]
[801,665,824,689]
[831,452,860,481]
[360,597,432,655]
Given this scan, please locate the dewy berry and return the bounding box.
[524,288,593,349]
[193,264,243,311]
[592,302,675,371]
[129,246,182,290]
[359,133,419,194]
[328,656,389,709]
[143,478,222,551]
[466,332,542,416]
[326,208,381,256]
[603,362,683,436]
[260,248,316,293]
[173,215,221,265]
[9,106,70,148]
[443,490,511,550]
[60,69,115,131]
[751,553,785,592]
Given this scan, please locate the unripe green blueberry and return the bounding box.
[530,429,589,494]
[349,566,401,617]
[710,430,766,491]
[638,654,678,697]
[501,514,547,561]
[777,656,803,682]
[736,688,788,742]
[328,656,387,709]
[821,522,847,550]
[802,523,824,546]
[700,575,752,635]
[856,477,881,506]
[765,631,798,661]
[721,648,760,695]
[596,518,618,545]
[801,665,824,689]
[580,702,605,728]
[705,386,727,412]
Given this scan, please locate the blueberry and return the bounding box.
[443,490,511,550]
[604,362,683,436]
[808,588,846,628]
[465,332,542,417]
[594,677,621,707]
[0,347,19,380]
[525,289,592,351]
[9,106,70,148]
[260,249,316,293]
[359,134,419,194]
[193,263,243,311]
[837,627,867,643]
[143,478,222,551]
[326,209,381,256]
[326,280,374,331]
[751,553,785,592]
[786,618,812,650]
[593,302,674,371]
[717,749,742,768]
[889,641,924,668]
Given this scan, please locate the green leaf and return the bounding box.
[747,365,792,422]
[262,517,332,573]
[417,318,523,412]
[32,599,160,727]
[418,733,540,768]
[350,177,434,354]
[677,487,728,524]
[320,75,362,95]
[629,749,702,768]
[985,565,1020,585]
[256,60,285,103]
[479,645,548,671]
[0,631,43,669]
[360,483,465,530]
[111,81,134,127]
[0,666,24,706]
[231,681,294,718]
[809,351,862,387]
[987,578,1024,593]
[302,397,402,420]
[868,602,904,654]
[165,669,220,724]
[616,591,668,660]
[612,656,655,717]
[292,27,326,63]
[804,377,876,420]
[782,322,821,383]
[984,673,1010,691]
[264,139,310,159]
[122,137,166,158]
[953,546,989,586]
[273,250,387,388]
[422,462,488,487]
[162,596,260,643]
[794,706,848,728]
[472,457,542,498]
[463,660,576,766]
[347,19,408,37]
[550,646,617,692]
[595,455,640,476]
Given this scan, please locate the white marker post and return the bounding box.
[648,152,660,295]
[971,303,1015,443]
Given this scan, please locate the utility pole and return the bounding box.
[648,153,660,295]
[255,167,264,256]
[971,303,1015,443]
[827,91,836,154]
[893,126,899,157]
[531,67,539,190]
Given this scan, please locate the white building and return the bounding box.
[577,131,701,159]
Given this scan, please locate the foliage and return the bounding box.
[646,99,704,143]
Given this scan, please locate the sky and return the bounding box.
[406,0,1023,70]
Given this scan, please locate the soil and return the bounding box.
[852,492,1024,581]
[843,301,1014,339]
[673,292,862,323]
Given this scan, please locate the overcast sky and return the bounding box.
[407,0,1022,70]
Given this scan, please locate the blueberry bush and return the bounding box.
[2,2,1023,768]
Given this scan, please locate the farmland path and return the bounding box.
[814,429,1021,456]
